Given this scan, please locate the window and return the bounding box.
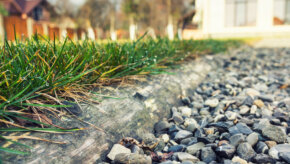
[274,0,290,25]
[33,6,43,21]
[225,0,257,27]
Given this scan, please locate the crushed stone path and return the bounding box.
[104,46,290,164]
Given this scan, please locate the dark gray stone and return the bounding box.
[180,137,197,145]
[229,133,245,147]
[215,144,236,159]
[168,145,186,152]
[255,141,269,154]
[235,123,253,135]
[154,121,170,133]
[186,142,205,155]
[201,147,216,163]
[237,143,256,161]
[280,152,290,163]
[269,144,290,159]
[174,130,193,141]
[252,154,275,164]
[262,125,287,143]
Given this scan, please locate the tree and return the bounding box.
[77,0,113,30]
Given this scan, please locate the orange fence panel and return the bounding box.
[33,23,44,36]
[4,16,28,40]
[48,26,60,40]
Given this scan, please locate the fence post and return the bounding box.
[0,14,4,43]
[43,23,48,37]
[60,26,66,41]
[27,18,33,39]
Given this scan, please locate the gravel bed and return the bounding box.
[103,47,290,164]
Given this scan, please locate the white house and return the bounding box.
[183,0,290,39]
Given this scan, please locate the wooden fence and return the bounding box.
[4,16,28,40]
[0,16,121,41]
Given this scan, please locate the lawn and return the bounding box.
[0,35,242,155]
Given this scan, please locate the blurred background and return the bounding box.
[0,0,289,41]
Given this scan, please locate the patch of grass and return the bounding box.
[0,35,243,157]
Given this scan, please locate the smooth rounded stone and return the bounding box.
[269,144,290,159]
[262,125,287,143]
[154,121,170,133]
[225,111,238,121]
[192,102,204,109]
[223,159,234,164]
[168,145,187,152]
[201,147,216,163]
[180,137,197,145]
[161,134,170,143]
[205,98,219,108]
[163,146,169,152]
[255,141,269,154]
[197,134,217,144]
[265,141,277,149]
[184,118,199,128]
[237,143,256,161]
[280,152,290,163]
[246,133,259,146]
[250,105,257,114]
[142,133,159,148]
[260,108,273,117]
[169,125,182,134]
[194,128,205,138]
[253,99,264,108]
[107,144,131,160]
[174,130,193,142]
[239,117,254,126]
[208,122,233,131]
[243,96,254,107]
[181,161,194,164]
[232,156,247,164]
[181,97,191,106]
[220,132,231,140]
[186,124,198,132]
[252,154,275,163]
[270,118,281,125]
[113,153,152,164]
[199,118,209,128]
[214,114,226,122]
[175,152,200,162]
[200,108,210,116]
[252,119,270,133]
[239,105,250,115]
[160,161,180,164]
[245,88,260,97]
[229,133,245,147]
[170,140,179,146]
[236,123,253,135]
[215,144,236,159]
[196,162,206,164]
[204,128,215,135]
[130,144,144,154]
[172,112,184,124]
[186,142,205,155]
[258,95,274,102]
[179,106,192,117]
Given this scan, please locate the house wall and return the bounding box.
[200,0,290,38]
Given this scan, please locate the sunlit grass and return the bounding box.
[0,35,243,157]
